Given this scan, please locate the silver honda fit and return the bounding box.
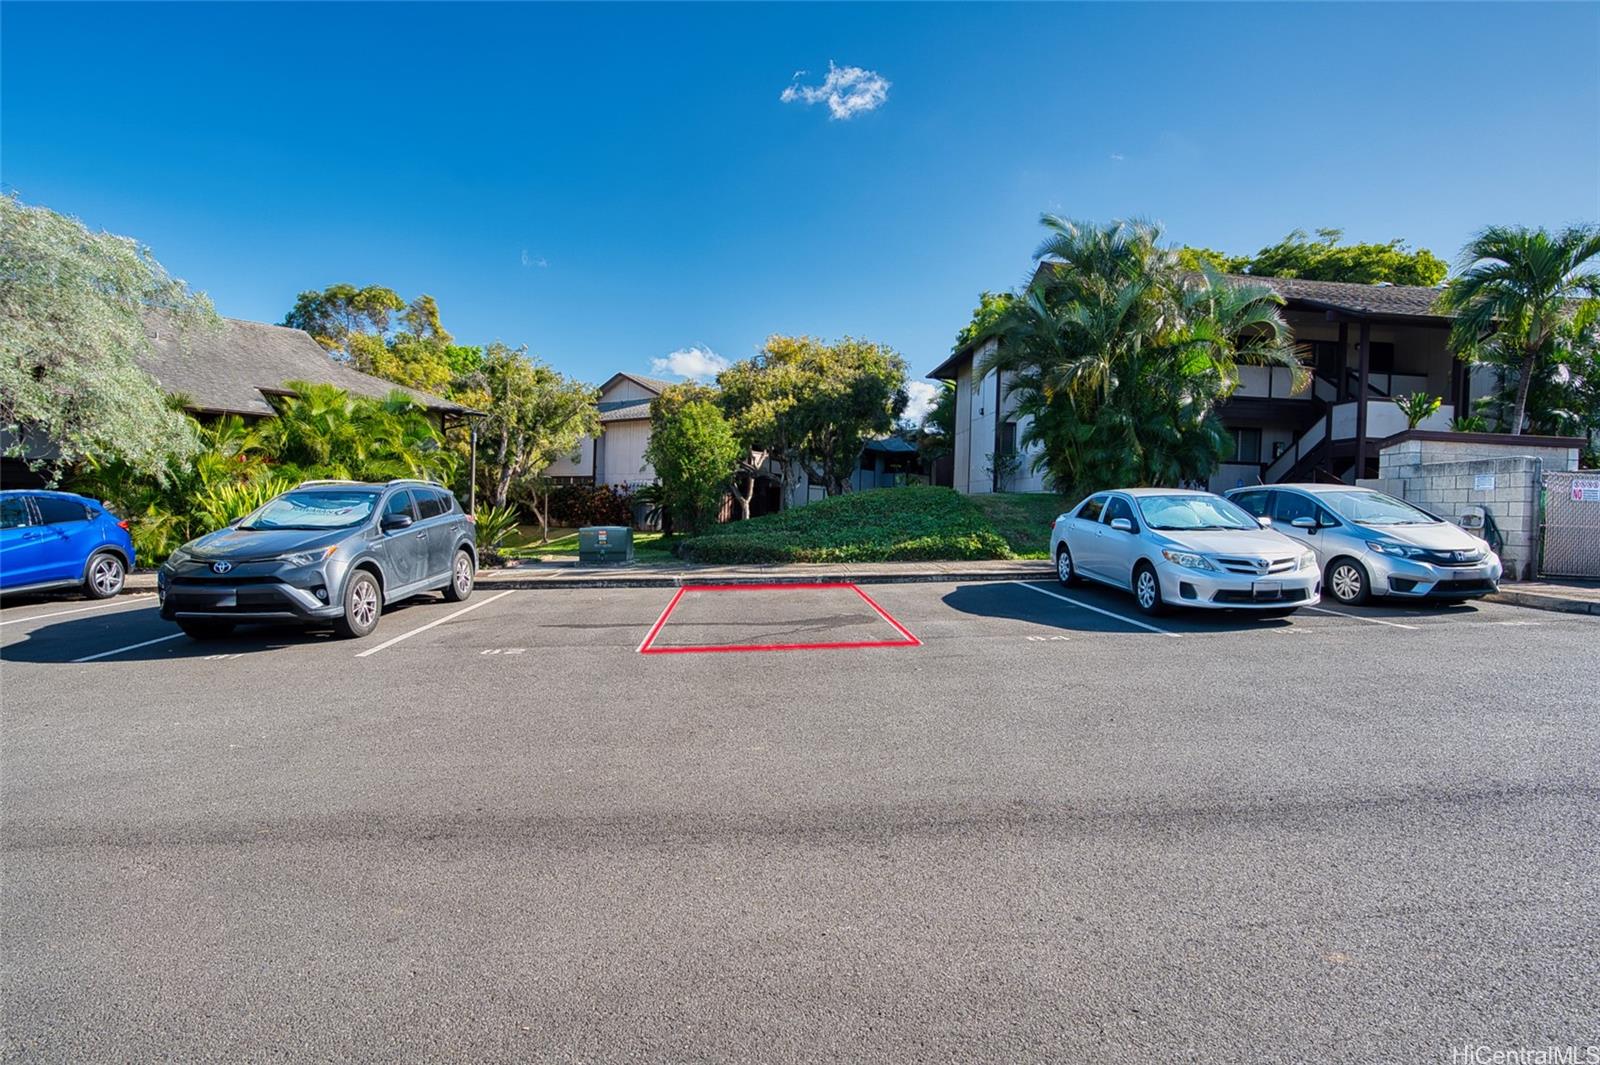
[1226,484,1502,606]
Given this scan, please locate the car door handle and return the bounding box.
[415,531,428,539]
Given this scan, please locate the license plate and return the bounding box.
[1451,568,1482,581]
[1252,581,1282,597]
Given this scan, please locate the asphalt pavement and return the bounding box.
[2,581,1596,1063]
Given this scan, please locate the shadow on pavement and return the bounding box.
[0,595,444,664]
[942,581,1302,635]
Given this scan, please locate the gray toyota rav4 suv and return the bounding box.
[158,479,477,640]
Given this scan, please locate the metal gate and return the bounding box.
[1541,470,1600,578]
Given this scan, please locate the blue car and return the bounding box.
[0,490,136,599]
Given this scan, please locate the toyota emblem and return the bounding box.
[212,560,233,574]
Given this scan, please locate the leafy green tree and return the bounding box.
[721,335,906,498]
[1440,223,1600,436]
[952,291,1015,351]
[717,352,808,509]
[461,343,599,534]
[981,215,1301,495]
[645,396,741,534]
[1469,298,1600,446]
[916,380,957,461]
[1178,228,1448,285]
[283,285,459,393]
[1,193,215,481]
[255,381,455,483]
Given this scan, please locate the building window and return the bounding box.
[1231,427,1262,464]
[998,421,1018,456]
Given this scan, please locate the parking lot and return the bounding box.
[3,580,1597,1062]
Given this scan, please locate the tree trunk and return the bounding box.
[1509,347,1536,436]
[492,428,513,507]
[734,470,754,521]
[538,488,550,544]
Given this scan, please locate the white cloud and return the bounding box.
[651,345,730,381]
[902,380,940,424]
[781,61,890,120]
[521,249,548,268]
[1109,153,1125,162]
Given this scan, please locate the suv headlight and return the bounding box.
[1366,540,1425,558]
[165,549,191,567]
[1161,549,1215,571]
[278,546,337,568]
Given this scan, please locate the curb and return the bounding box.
[118,568,1055,595]
[1485,589,1600,617]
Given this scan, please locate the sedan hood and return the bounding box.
[1357,521,1484,552]
[183,526,352,562]
[1157,527,1302,557]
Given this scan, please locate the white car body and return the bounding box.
[1049,488,1322,613]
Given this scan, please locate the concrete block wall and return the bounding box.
[1362,450,1543,578]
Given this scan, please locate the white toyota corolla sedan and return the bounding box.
[1049,488,1322,616]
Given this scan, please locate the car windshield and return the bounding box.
[240,490,380,531]
[1317,490,1440,526]
[1137,494,1259,531]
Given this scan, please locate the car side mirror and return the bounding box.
[1110,517,1133,532]
[1291,516,1317,529]
[1257,516,1272,528]
[381,513,413,532]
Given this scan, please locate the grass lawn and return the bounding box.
[501,525,682,562]
[677,486,1022,564]
[969,492,1074,559]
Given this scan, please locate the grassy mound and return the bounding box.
[969,492,1075,559]
[678,486,1015,564]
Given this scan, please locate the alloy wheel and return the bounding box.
[350,580,378,628]
[91,556,124,596]
[454,554,472,594]
[1136,571,1157,609]
[1331,564,1362,603]
[1056,551,1072,583]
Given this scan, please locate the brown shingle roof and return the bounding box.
[598,399,653,423]
[138,315,470,417]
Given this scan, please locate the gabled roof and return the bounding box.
[598,371,675,397]
[598,399,654,423]
[137,315,470,418]
[927,267,1454,380]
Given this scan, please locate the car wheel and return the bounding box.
[1054,544,1080,587]
[443,548,474,603]
[335,570,382,639]
[83,551,125,599]
[1326,557,1371,606]
[178,620,235,640]
[1132,563,1167,616]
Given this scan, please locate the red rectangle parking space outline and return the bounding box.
[637,583,921,655]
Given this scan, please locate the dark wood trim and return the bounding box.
[1376,429,1586,449]
[1355,321,1371,476]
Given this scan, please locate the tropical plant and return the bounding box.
[1451,414,1489,433]
[1439,224,1600,436]
[1,193,216,482]
[255,381,456,483]
[191,476,295,532]
[470,504,521,558]
[980,216,1301,496]
[1394,392,1443,429]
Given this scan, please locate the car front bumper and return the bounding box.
[1366,553,1503,599]
[1157,561,1321,609]
[157,560,345,622]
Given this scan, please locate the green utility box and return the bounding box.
[577,525,633,565]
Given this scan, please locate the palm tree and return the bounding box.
[979,216,1302,495]
[1440,224,1600,435]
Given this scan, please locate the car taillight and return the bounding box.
[466,513,476,523]
[117,520,130,530]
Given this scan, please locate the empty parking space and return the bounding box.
[640,583,918,654]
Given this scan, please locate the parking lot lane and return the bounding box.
[354,590,516,658]
[0,601,174,664]
[0,594,156,628]
[643,585,916,653]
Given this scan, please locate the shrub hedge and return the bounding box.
[677,486,1014,564]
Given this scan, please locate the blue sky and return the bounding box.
[4,2,1597,414]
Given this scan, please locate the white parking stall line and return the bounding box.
[354,590,516,658]
[71,632,185,663]
[1016,582,1182,638]
[1304,606,1418,630]
[1,594,155,627]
